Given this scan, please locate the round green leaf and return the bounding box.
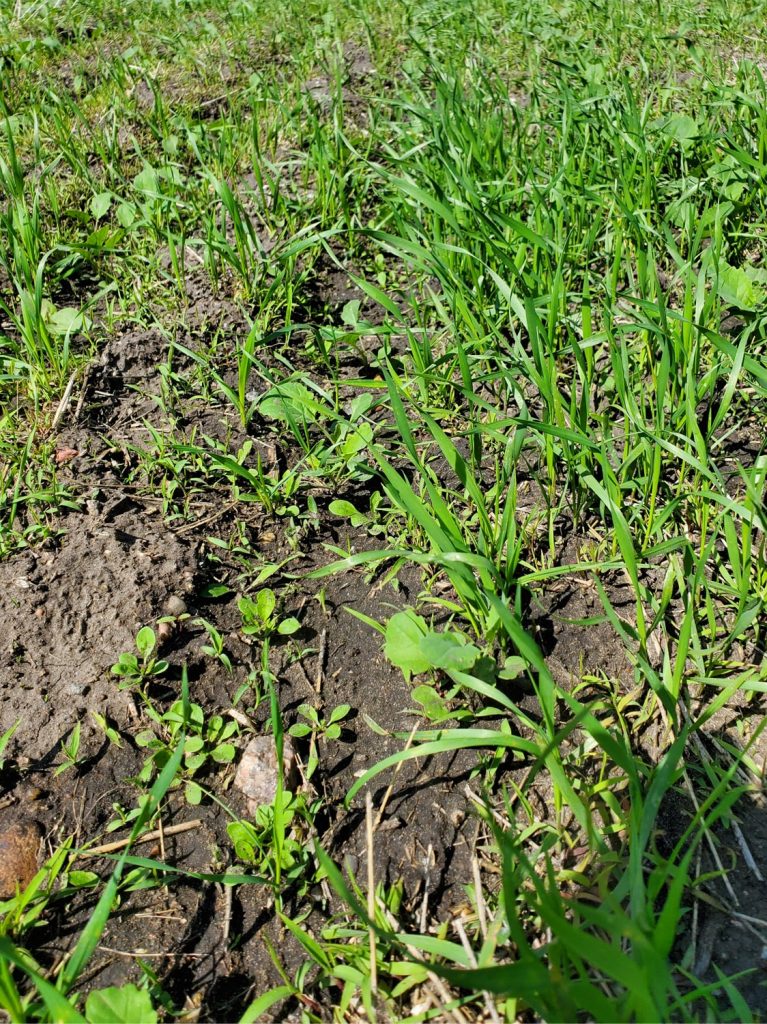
[384,610,430,678]
[91,192,112,219]
[210,743,236,764]
[135,627,156,658]
[185,782,203,805]
[278,617,301,635]
[85,984,157,1024]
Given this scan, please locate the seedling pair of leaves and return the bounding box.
[316,296,392,365]
[257,378,376,483]
[329,490,389,535]
[111,627,168,691]
[383,609,526,721]
[288,703,352,779]
[239,589,300,639]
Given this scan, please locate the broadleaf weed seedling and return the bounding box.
[238,589,300,640]
[288,703,352,779]
[90,712,123,748]
[135,700,239,805]
[227,789,318,891]
[110,627,169,695]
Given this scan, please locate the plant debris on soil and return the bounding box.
[2,0,767,1021]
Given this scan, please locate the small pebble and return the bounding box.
[0,819,44,899]
[164,595,187,617]
[233,736,297,816]
[157,620,174,644]
[344,854,359,876]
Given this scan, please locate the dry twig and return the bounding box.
[78,819,202,857]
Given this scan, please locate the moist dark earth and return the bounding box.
[2,261,767,1017]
